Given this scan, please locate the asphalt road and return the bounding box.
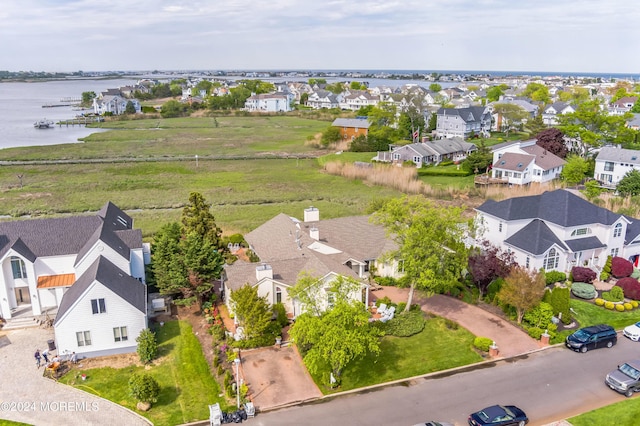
[249,335,639,426]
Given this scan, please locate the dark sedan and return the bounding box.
[468,405,528,426]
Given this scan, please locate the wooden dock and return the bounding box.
[57,117,104,126]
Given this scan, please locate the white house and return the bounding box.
[339,90,380,111]
[474,189,640,273]
[542,102,575,125]
[223,208,400,319]
[244,93,294,112]
[435,106,491,139]
[93,95,141,115]
[306,90,341,109]
[594,145,640,186]
[0,202,148,357]
[489,140,566,185]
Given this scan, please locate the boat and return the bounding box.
[34,119,55,129]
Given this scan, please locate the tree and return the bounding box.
[561,154,591,185]
[524,112,546,137]
[289,301,382,386]
[182,192,223,250]
[151,222,187,296]
[238,79,275,94]
[492,103,529,136]
[125,101,136,114]
[497,266,546,324]
[617,170,640,197]
[372,196,469,310]
[486,85,507,102]
[180,231,225,306]
[161,99,188,118]
[632,97,640,114]
[426,111,437,132]
[289,273,361,317]
[350,81,366,90]
[535,128,568,158]
[230,284,274,341]
[397,106,426,140]
[129,373,160,404]
[136,329,158,364]
[468,240,517,299]
[320,126,341,147]
[429,83,442,93]
[462,140,493,174]
[300,92,309,105]
[81,91,96,107]
[522,83,550,103]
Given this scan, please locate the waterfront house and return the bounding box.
[376,138,477,167]
[93,95,141,115]
[489,140,565,185]
[435,106,491,139]
[244,92,294,112]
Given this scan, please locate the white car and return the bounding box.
[623,322,640,341]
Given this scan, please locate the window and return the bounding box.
[571,228,591,237]
[498,222,503,232]
[327,292,335,309]
[10,257,27,279]
[91,298,106,314]
[604,162,614,172]
[614,223,622,238]
[76,331,92,346]
[275,287,282,304]
[611,248,620,257]
[113,327,128,342]
[544,248,559,270]
[526,257,530,268]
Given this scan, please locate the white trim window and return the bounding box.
[76,331,92,347]
[614,223,622,238]
[544,248,559,270]
[91,298,106,314]
[11,257,27,279]
[113,326,128,342]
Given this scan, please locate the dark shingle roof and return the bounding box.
[504,219,567,255]
[476,189,621,227]
[54,256,146,325]
[564,236,606,252]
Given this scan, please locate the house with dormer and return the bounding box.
[306,90,341,109]
[542,101,575,125]
[222,208,400,318]
[594,145,640,186]
[474,189,640,272]
[376,138,477,167]
[608,96,638,116]
[435,106,491,139]
[0,202,148,357]
[339,90,380,111]
[489,140,565,185]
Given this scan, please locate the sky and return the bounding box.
[1,0,638,74]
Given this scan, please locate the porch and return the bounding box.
[1,305,57,331]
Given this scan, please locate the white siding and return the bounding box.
[130,248,145,282]
[54,281,146,357]
[75,242,129,277]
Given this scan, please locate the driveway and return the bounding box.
[373,287,541,358]
[0,327,150,426]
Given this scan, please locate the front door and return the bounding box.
[14,287,31,305]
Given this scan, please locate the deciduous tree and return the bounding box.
[429,83,442,93]
[372,196,469,310]
[561,154,591,185]
[289,273,361,317]
[468,240,517,299]
[617,170,640,197]
[535,128,568,158]
[497,266,546,323]
[492,103,529,136]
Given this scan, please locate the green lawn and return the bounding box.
[309,316,483,394]
[569,299,640,330]
[59,321,226,426]
[568,396,640,426]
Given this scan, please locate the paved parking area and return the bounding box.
[0,327,150,426]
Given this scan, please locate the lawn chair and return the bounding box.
[377,303,388,316]
[381,306,396,323]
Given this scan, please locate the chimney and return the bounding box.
[304,206,319,223]
[310,226,319,241]
[256,264,273,281]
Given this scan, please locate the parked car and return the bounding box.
[468,405,528,426]
[623,321,640,341]
[565,324,617,353]
[605,359,640,397]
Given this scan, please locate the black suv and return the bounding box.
[566,324,617,353]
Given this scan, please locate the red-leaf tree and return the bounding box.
[611,256,634,278]
[535,128,568,159]
[616,277,640,300]
[571,266,596,283]
[468,240,517,299]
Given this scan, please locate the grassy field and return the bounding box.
[59,321,226,426]
[568,397,640,426]
[570,299,640,330]
[309,316,483,394]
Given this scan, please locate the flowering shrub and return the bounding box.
[612,256,634,278]
[605,301,615,310]
[571,266,596,284]
[625,303,633,311]
[616,304,626,312]
[616,277,640,300]
[595,298,605,306]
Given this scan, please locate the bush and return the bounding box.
[527,327,544,340]
[272,303,289,329]
[602,289,624,302]
[545,270,567,285]
[616,277,640,300]
[600,271,610,282]
[542,286,571,324]
[605,301,615,310]
[376,296,392,308]
[616,304,626,312]
[595,298,605,306]
[632,268,640,279]
[570,282,597,299]
[375,276,399,287]
[523,302,554,328]
[633,301,639,308]
[473,337,494,352]
[571,266,596,284]
[382,311,426,337]
[396,302,407,313]
[625,303,633,311]
[486,278,503,303]
[136,329,158,364]
[612,256,634,278]
[129,373,160,403]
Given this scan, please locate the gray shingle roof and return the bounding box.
[596,146,640,165]
[521,144,566,170]
[493,152,535,171]
[436,106,489,123]
[564,236,606,252]
[331,118,372,129]
[504,219,567,255]
[476,189,621,227]
[54,256,146,325]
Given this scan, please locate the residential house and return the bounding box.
[223,208,400,318]
[435,106,491,139]
[306,90,341,109]
[608,97,638,116]
[474,189,640,272]
[627,114,640,130]
[244,92,294,112]
[594,145,640,186]
[93,95,141,115]
[489,140,565,185]
[331,117,371,141]
[0,202,148,357]
[339,90,380,111]
[376,138,476,167]
[488,98,539,131]
[542,101,575,125]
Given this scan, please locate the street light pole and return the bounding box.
[234,357,241,409]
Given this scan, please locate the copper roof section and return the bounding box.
[37,273,76,289]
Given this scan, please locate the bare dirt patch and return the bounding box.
[75,352,141,370]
